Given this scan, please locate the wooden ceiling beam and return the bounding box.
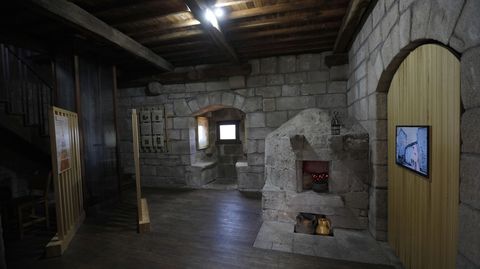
[185,0,239,63]
[119,63,251,87]
[229,22,341,41]
[151,40,212,53]
[240,46,331,59]
[333,0,371,53]
[231,32,338,47]
[138,29,204,45]
[127,19,201,39]
[111,10,190,29]
[227,0,349,20]
[26,0,173,71]
[237,40,335,53]
[225,8,346,32]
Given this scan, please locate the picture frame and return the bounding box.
[395,125,430,178]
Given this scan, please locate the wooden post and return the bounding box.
[112,65,122,200]
[132,109,150,233]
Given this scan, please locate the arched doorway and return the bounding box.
[387,44,460,268]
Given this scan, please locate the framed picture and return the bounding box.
[395,126,430,178]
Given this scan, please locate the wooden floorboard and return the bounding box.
[5,188,394,269]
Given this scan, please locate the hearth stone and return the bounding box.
[262,108,369,228]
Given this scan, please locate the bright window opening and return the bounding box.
[219,124,237,140]
[197,116,209,150]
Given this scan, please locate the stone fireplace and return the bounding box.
[262,108,369,229]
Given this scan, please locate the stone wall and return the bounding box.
[346,0,480,266]
[117,53,349,191]
[262,108,370,228]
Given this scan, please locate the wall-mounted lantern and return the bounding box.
[331,111,341,135]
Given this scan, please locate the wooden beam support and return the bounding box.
[333,0,371,53]
[26,0,173,71]
[120,63,251,87]
[229,22,341,41]
[185,0,239,63]
[225,8,346,32]
[227,0,349,20]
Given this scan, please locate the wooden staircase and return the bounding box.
[0,43,54,155]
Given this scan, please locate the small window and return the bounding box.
[217,121,240,143]
[197,116,209,150]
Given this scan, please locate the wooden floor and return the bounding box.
[5,188,394,269]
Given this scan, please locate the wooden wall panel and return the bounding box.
[387,44,460,269]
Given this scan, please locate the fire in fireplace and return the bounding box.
[302,161,329,193]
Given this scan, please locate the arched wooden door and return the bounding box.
[387,44,460,269]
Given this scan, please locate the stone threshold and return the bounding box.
[253,221,403,268]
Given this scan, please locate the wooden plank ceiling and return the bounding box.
[0,0,365,75]
[69,0,351,67]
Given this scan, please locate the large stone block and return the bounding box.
[248,153,265,166]
[380,1,399,40]
[260,57,278,74]
[426,0,465,45]
[256,86,282,98]
[247,75,267,87]
[381,23,400,70]
[285,72,308,84]
[226,76,245,89]
[247,127,274,140]
[276,96,316,110]
[263,98,276,112]
[186,82,206,92]
[316,94,346,108]
[450,0,480,52]
[371,140,388,165]
[246,112,266,128]
[460,154,480,210]
[297,54,322,71]
[242,97,262,112]
[266,74,285,85]
[233,94,245,109]
[399,8,411,49]
[372,164,388,188]
[221,92,235,107]
[281,85,300,96]
[329,65,348,81]
[458,204,480,266]
[266,111,288,127]
[371,0,386,28]
[279,55,296,73]
[300,82,327,95]
[328,81,347,93]
[411,0,432,41]
[461,47,480,109]
[173,117,190,129]
[308,71,329,82]
[461,108,480,154]
[238,172,265,190]
[174,99,192,116]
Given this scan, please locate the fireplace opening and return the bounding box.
[301,161,329,193]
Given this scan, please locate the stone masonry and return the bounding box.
[262,108,369,228]
[117,52,348,191]
[346,0,480,267]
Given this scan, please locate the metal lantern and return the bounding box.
[331,111,341,135]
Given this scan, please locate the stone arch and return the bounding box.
[186,91,246,116]
[350,1,479,249]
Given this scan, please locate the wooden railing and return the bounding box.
[0,44,53,136]
[46,106,85,257]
